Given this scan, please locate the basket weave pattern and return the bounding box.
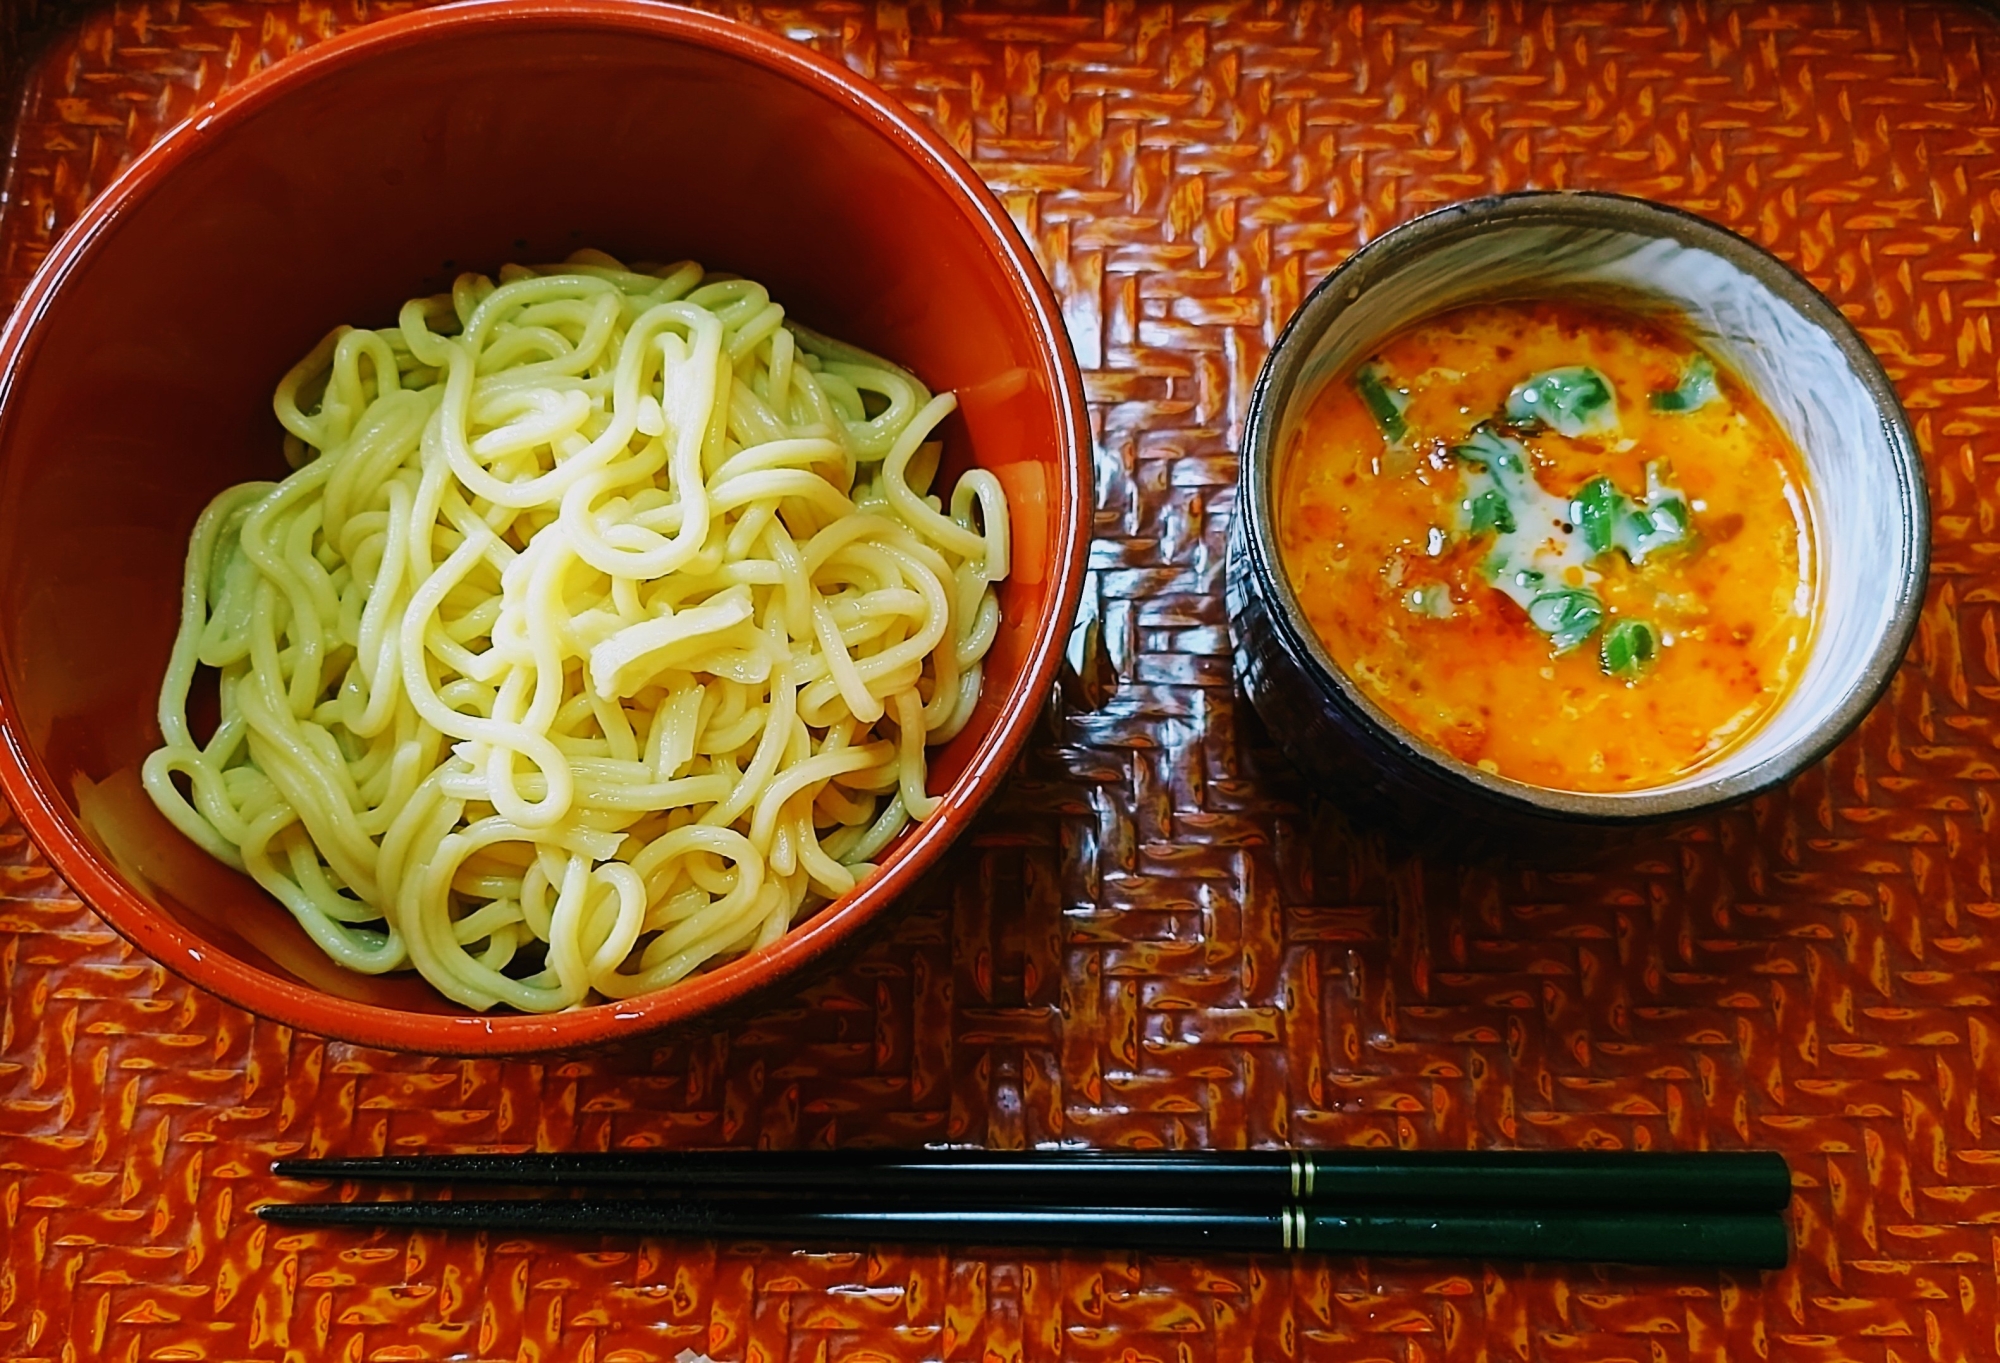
[1,2,1998,1359]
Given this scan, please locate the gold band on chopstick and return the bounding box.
[1281,1204,1305,1251]
[1288,1151,1318,1200]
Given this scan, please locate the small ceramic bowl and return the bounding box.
[1227,191,1928,839]
[0,0,1090,1053]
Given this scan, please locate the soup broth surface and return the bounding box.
[1276,300,1815,792]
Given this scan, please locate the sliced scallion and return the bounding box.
[1466,489,1516,537]
[1601,618,1659,679]
[1650,353,1719,413]
[1613,463,1693,564]
[1504,367,1619,438]
[1353,361,1410,444]
[1527,588,1604,654]
[1571,476,1623,556]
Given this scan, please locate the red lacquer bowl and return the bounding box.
[0,0,1090,1054]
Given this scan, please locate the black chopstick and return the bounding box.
[257,1197,1787,1267]
[272,1148,1792,1214]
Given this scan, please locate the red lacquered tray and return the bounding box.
[1,2,1996,1359]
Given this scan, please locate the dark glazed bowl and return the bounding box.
[1227,191,1929,841]
[0,0,1091,1053]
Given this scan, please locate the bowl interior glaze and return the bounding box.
[0,1,1088,1051]
[1242,192,1927,821]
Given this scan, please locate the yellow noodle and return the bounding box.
[142,254,1009,1011]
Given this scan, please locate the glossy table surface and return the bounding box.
[2,2,1997,1360]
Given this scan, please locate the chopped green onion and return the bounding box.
[1565,464,1694,566]
[1650,353,1719,413]
[1454,425,1532,541]
[1615,463,1693,564]
[1527,588,1604,654]
[1571,476,1623,556]
[1504,367,1619,438]
[1466,489,1515,537]
[1353,362,1409,444]
[1455,423,1528,475]
[1601,619,1659,679]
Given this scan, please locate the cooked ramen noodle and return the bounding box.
[142,252,1008,1011]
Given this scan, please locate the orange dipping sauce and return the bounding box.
[1276,300,1815,793]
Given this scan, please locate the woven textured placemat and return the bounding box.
[2,1,1997,1359]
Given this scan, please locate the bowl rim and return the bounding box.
[0,0,1092,1053]
[1235,188,1930,823]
